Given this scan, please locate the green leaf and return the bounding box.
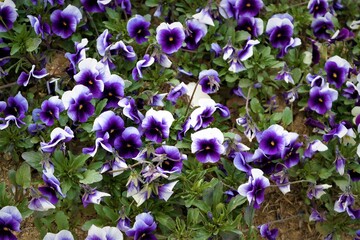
[187,208,200,225]
[25,38,41,52]
[145,0,159,7]
[282,107,293,126]
[235,30,251,42]
[68,153,90,171]
[55,211,69,230]
[213,58,227,67]
[10,43,21,55]
[212,182,223,205]
[95,99,108,115]
[227,195,247,213]
[79,170,103,184]
[244,205,254,227]
[15,163,31,188]
[250,98,263,113]
[156,213,176,230]
[21,151,42,172]
[102,206,119,221]
[82,219,105,231]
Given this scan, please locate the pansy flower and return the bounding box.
[258,124,287,156]
[308,0,329,17]
[81,0,111,13]
[17,65,48,87]
[228,38,259,72]
[308,84,338,114]
[309,208,326,222]
[191,128,225,163]
[192,6,214,26]
[102,74,125,108]
[38,96,65,126]
[82,186,110,208]
[44,230,74,240]
[127,14,151,44]
[40,126,74,153]
[311,12,334,40]
[92,110,124,145]
[238,168,270,208]
[0,92,28,129]
[114,127,142,159]
[97,29,112,57]
[167,82,188,104]
[0,206,22,240]
[50,4,82,39]
[0,0,18,32]
[156,22,185,54]
[62,85,95,122]
[118,97,144,124]
[324,55,351,88]
[154,145,186,174]
[258,224,278,240]
[158,181,178,201]
[141,108,174,143]
[132,54,155,81]
[219,0,237,19]
[307,184,332,199]
[198,69,221,94]
[236,16,264,37]
[116,0,131,15]
[303,139,328,158]
[28,15,51,39]
[28,195,56,211]
[236,0,264,17]
[184,19,207,50]
[65,38,89,75]
[74,58,109,98]
[83,132,113,157]
[85,225,123,240]
[126,212,157,240]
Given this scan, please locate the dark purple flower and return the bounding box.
[228,39,259,72]
[126,212,157,240]
[236,0,264,17]
[82,186,110,208]
[50,4,82,39]
[92,110,124,145]
[192,6,214,26]
[40,126,74,153]
[132,54,155,81]
[258,223,278,240]
[258,124,287,156]
[303,139,328,158]
[323,122,347,142]
[62,85,95,122]
[117,216,131,232]
[44,230,74,240]
[0,38,10,67]
[28,195,55,211]
[275,65,294,84]
[83,132,113,157]
[154,145,186,174]
[308,0,329,18]
[236,115,259,142]
[156,22,185,54]
[114,127,142,159]
[141,109,174,143]
[310,38,321,65]
[219,0,237,19]
[81,0,111,13]
[308,84,338,114]
[0,206,22,240]
[236,16,264,37]
[307,73,325,87]
[149,93,167,107]
[328,28,354,44]
[198,69,220,94]
[281,132,302,168]
[191,128,225,163]
[97,29,112,57]
[307,184,332,199]
[17,65,48,87]
[38,186,58,205]
[74,58,109,98]
[324,55,351,88]
[28,15,51,39]
[311,12,334,40]
[118,97,144,124]
[102,74,124,108]
[65,38,89,75]
[270,167,290,194]
[0,92,28,129]
[210,43,222,57]
[309,208,326,222]
[39,96,64,126]
[238,168,270,209]
[42,161,65,198]
[116,0,131,15]
[334,192,354,213]
[184,19,207,50]
[158,181,178,201]
[167,82,188,104]
[233,151,253,174]
[266,15,293,49]
[127,15,150,44]
[0,0,18,32]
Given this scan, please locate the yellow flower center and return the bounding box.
[318,98,323,103]
[169,37,174,42]
[333,73,337,78]
[270,141,275,146]
[277,33,282,38]
[79,104,83,110]
[246,3,251,7]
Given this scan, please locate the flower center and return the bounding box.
[318,98,323,103]
[169,37,174,42]
[108,92,113,96]
[89,80,93,85]
[205,146,211,150]
[332,73,337,78]
[49,111,53,115]
[246,3,251,7]
[126,143,132,147]
[270,141,275,146]
[110,129,115,133]
[315,6,319,10]
[277,33,282,38]
[63,21,67,27]
[3,227,9,231]
[137,29,142,34]
[79,104,83,110]
[247,26,252,32]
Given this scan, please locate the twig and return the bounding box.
[0,81,17,90]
